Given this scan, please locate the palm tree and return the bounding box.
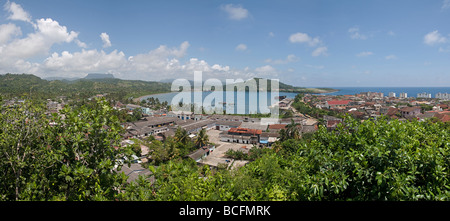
[286,119,301,140]
[194,128,209,148]
[174,126,190,145]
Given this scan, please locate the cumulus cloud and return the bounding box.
[289,32,321,46]
[100,32,111,48]
[0,2,279,81]
[0,23,21,44]
[43,49,127,74]
[424,30,447,46]
[0,18,79,61]
[4,1,32,23]
[221,4,249,20]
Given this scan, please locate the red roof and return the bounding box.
[228,127,262,135]
[268,124,286,130]
[327,100,350,105]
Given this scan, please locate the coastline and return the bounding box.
[133,91,174,103]
[134,88,340,103]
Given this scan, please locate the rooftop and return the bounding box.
[228,127,262,135]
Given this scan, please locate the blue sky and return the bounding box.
[0,0,450,87]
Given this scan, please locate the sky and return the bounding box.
[0,0,450,87]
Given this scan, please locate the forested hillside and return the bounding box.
[0,73,172,101]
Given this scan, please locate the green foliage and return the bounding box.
[194,128,209,148]
[120,116,449,201]
[0,99,131,201]
[0,73,171,102]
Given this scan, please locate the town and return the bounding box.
[17,89,447,183]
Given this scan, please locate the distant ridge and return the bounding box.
[84,73,115,79]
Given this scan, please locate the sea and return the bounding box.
[140,87,449,114]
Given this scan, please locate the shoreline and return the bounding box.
[133,92,175,103]
[133,88,340,103]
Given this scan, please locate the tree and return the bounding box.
[194,128,209,148]
[174,126,190,145]
[0,99,132,201]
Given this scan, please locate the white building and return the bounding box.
[435,92,450,100]
[388,92,396,98]
[399,92,408,99]
[417,92,431,98]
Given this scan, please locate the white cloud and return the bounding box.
[356,51,373,57]
[100,32,111,48]
[0,18,79,60]
[424,30,447,46]
[348,26,367,40]
[385,54,397,60]
[289,32,321,46]
[221,4,249,20]
[265,54,299,64]
[75,39,87,48]
[0,3,278,81]
[0,23,21,44]
[312,47,328,57]
[43,49,127,75]
[235,43,247,51]
[4,1,32,23]
[268,32,275,38]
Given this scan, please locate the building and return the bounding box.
[259,132,279,147]
[417,92,431,98]
[325,100,351,109]
[186,145,216,163]
[400,106,421,118]
[167,111,193,120]
[126,104,151,115]
[220,127,262,144]
[215,120,242,131]
[435,92,450,100]
[388,92,396,98]
[399,92,408,99]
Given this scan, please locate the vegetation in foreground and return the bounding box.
[0,99,449,201]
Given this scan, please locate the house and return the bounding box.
[187,145,215,163]
[267,124,286,132]
[259,132,279,147]
[435,112,450,123]
[400,106,421,118]
[220,127,262,144]
[325,100,351,109]
[385,107,399,118]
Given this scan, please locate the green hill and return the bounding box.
[0,73,172,101]
[0,74,337,102]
